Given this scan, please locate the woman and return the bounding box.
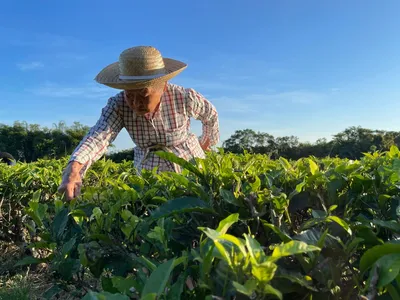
[58,45,220,201]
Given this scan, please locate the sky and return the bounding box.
[1,0,400,151]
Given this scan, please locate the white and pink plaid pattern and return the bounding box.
[69,83,220,174]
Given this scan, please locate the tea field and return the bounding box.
[1,148,400,299]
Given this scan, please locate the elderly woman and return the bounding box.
[58,46,220,201]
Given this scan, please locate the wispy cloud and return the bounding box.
[17,61,44,71]
[55,53,87,61]
[0,27,84,49]
[263,90,327,104]
[27,82,114,99]
[211,90,327,115]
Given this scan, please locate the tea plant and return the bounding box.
[1,147,400,299]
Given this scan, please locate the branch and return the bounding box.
[360,266,379,300]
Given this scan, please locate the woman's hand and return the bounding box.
[58,162,83,201]
[200,137,211,151]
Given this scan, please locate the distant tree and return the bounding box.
[222,126,400,160]
[223,129,275,154]
[106,149,134,163]
[0,121,91,162]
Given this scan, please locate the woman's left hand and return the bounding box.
[200,137,211,151]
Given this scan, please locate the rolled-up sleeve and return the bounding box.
[69,97,124,173]
[185,88,220,146]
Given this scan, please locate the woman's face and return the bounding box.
[124,84,165,115]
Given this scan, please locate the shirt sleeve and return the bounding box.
[68,96,124,175]
[185,88,220,146]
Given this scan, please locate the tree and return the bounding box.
[222,126,400,160]
[223,129,275,154]
[0,121,91,162]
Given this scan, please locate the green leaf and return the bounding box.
[101,276,119,294]
[261,221,292,243]
[151,197,214,219]
[54,199,64,214]
[373,254,400,288]
[147,226,165,244]
[216,213,239,234]
[51,207,69,241]
[271,241,320,260]
[32,189,41,202]
[372,219,400,233]
[141,258,176,299]
[112,276,136,295]
[91,207,103,221]
[327,216,352,235]
[244,233,266,264]
[56,258,81,281]
[82,291,130,300]
[308,158,319,175]
[289,180,307,199]
[232,279,257,296]
[166,273,186,300]
[328,205,338,212]
[219,188,241,207]
[61,237,76,257]
[133,256,157,272]
[252,261,277,282]
[15,256,43,267]
[140,294,157,300]
[154,151,204,179]
[263,284,283,300]
[389,145,400,158]
[279,157,292,171]
[275,270,318,292]
[293,228,338,248]
[219,234,247,256]
[42,284,62,299]
[360,243,400,275]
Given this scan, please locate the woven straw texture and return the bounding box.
[95,46,187,89]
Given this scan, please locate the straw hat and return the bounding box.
[95,46,187,89]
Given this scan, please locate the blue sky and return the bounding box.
[1,0,400,151]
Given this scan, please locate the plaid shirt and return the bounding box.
[69,83,219,174]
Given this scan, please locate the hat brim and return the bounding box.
[95,58,187,90]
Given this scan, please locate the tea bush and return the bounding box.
[1,147,400,299]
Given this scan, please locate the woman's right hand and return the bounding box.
[58,162,83,201]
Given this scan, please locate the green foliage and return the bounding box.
[0,121,90,162]
[1,147,400,299]
[223,126,400,160]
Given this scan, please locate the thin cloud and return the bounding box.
[27,82,115,99]
[0,27,84,49]
[264,90,327,104]
[211,90,327,115]
[55,53,87,61]
[17,61,44,71]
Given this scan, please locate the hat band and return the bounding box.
[119,73,166,81]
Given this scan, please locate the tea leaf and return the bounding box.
[216,213,239,234]
[82,291,130,300]
[151,197,214,219]
[141,258,176,298]
[360,243,400,275]
[252,261,277,282]
[263,284,283,300]
[327,216,352,235]
[271,241,320,260]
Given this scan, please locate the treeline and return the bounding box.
[0,121,90,162]
[1,121,400,163]
[222,127,400,160]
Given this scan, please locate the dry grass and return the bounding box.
[0,241,93,300]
